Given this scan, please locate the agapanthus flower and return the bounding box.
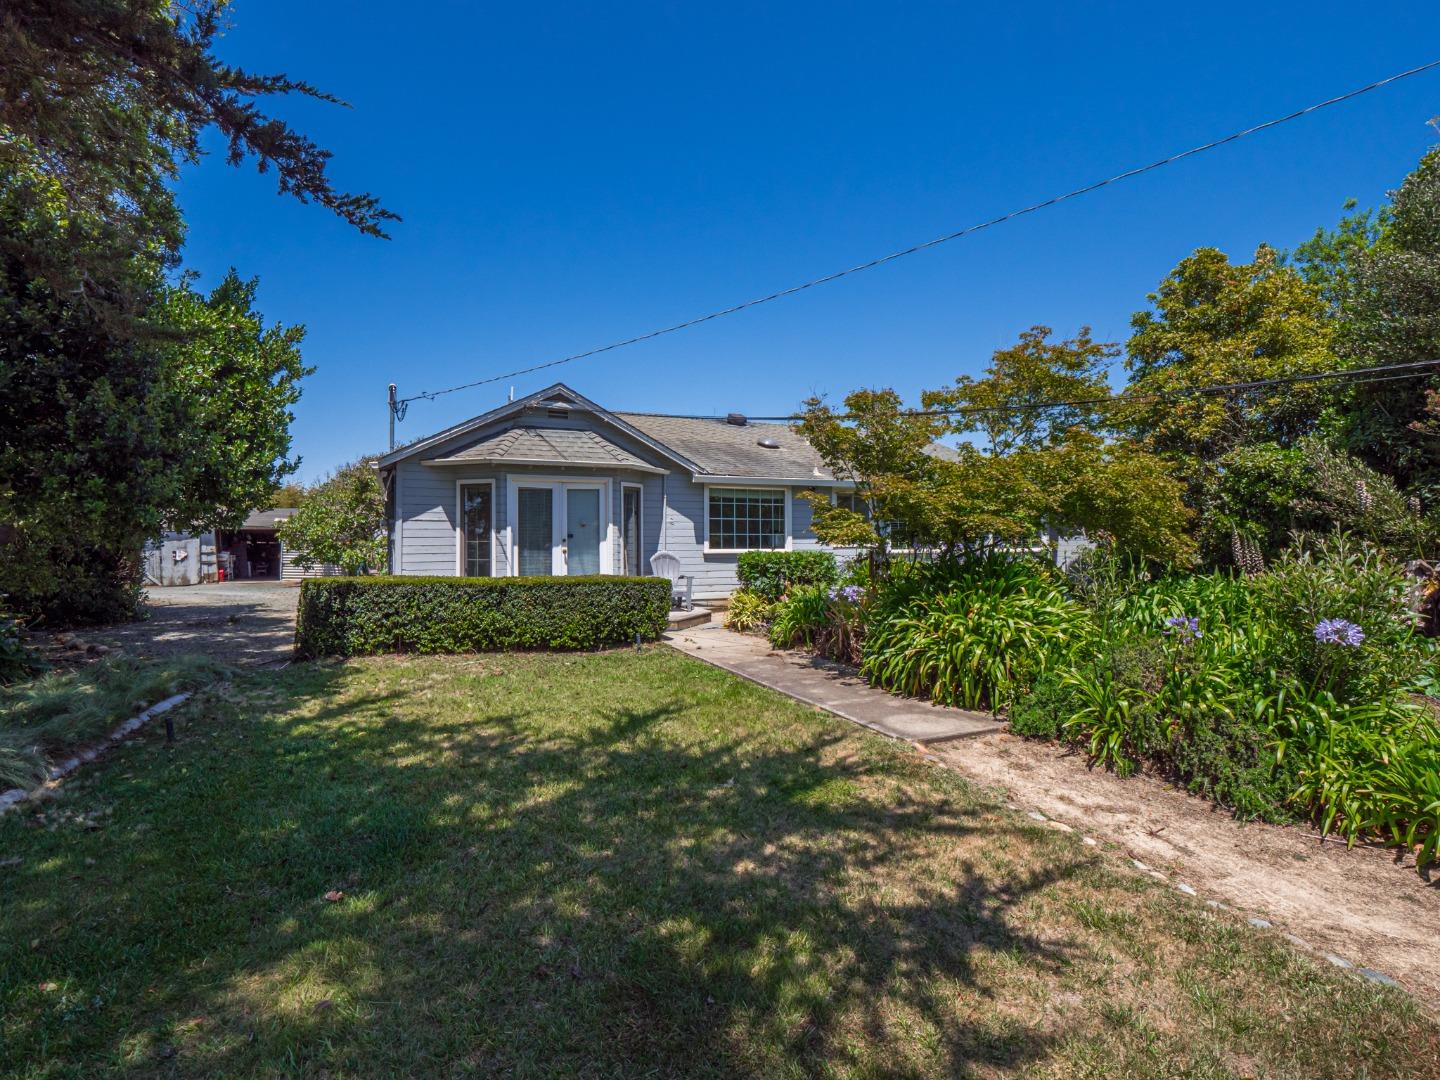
[828,584,865,603]
[1314,618,1365,647]
[1164,615,1202,639]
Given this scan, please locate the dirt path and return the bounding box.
[79,582,299,666]
[928,730,1440,1006]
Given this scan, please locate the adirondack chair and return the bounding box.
[650,551,692,610]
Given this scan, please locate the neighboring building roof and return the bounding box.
[423,426,665,473]
[615,413,834,480]
[241,508,297,530]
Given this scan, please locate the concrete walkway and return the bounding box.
[665,624,1001,743]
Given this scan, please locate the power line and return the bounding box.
[398,57,1440,410]
[623,360,1440,422]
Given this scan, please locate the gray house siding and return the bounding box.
[394,458,827,598]
[383,386,849,597]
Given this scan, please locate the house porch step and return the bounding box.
[667,607,712,630]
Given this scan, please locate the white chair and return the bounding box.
[650,550,692,610]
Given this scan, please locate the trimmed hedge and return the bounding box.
[735,550,839,602]
[295,575,671,658]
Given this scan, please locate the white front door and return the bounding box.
[511,481,609,576]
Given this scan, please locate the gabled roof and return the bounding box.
[423,426,665,473]
[615,413,833,480]
[379,381,958,483]
[377,383,700,472]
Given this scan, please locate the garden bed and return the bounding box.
[733,538,1440,871]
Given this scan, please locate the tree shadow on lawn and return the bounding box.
[1,655,1089,1077]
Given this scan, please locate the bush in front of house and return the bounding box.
[723,589,774,633]
[294,575,671,658]
[735,550,839,602]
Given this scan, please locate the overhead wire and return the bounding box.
[616,360,1440,422]
[396,58,1440,411]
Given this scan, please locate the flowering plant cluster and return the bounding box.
[828,584,865,604]
[1314,618,1365,647]
[1163,615,1201,640]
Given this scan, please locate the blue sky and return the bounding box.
[175,2,1440,482]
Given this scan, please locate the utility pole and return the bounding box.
[388,383,398,451]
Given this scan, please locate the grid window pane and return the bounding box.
[460,484,492,577]
[708,488,785,550]
[518,488,554,576]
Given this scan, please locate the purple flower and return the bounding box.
[1164,615,1202,639]
[1314,619,1365,647]
[829,584,865,603]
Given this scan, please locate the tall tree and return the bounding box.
[277,458,387,576]
[923,326,1117,455]
[0,238,309,622]
[0,1,384,621]
[0,0,396,306]
[1289,198,1390,317]
[797,330,1194,567]
[1323,148,1440,496]
[1123,245,1338,467]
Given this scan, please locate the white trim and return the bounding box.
[620,482,644,576]
[504,474,615,576]
[423,455,667,474]
[703,484,792,554]
[380,382,701,472]
[695,473,844,487]
[454,478,497,577]
[393,465,404,574]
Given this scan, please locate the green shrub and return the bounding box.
[862,555,1088,710]
[1253,533,1426,697]
[1007,670,1075,740]
[723,588,773,633]
[295,576,670,658]
[767,584,831,648]
[736,551,838,602]
[0,609,42,686]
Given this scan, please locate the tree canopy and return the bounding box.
[0,208,309,622]
[1123,244,1338,467]
[0,0,396,306]
[0,1,388,622]
[797,329,1195,567]
[277,459,387,576]
[1321,148,1440,496]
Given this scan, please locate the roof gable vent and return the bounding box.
[725,412,748,426]
[547,407,569,420]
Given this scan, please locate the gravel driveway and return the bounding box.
[82,582,300,667]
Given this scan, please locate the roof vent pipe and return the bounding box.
[725,413,748,426]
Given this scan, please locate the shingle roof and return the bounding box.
[241,508,297,530]
[614,413,834,480]
[425,426,664,473]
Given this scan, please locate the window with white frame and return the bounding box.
[708,487,786,550]
[459,483,493,577]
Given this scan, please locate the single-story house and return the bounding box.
[378,382,901,600]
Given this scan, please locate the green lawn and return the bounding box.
[1,649,1435,1078]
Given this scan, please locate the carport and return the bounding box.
[217,509,294,581]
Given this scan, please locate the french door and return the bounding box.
[513,481,607,576]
